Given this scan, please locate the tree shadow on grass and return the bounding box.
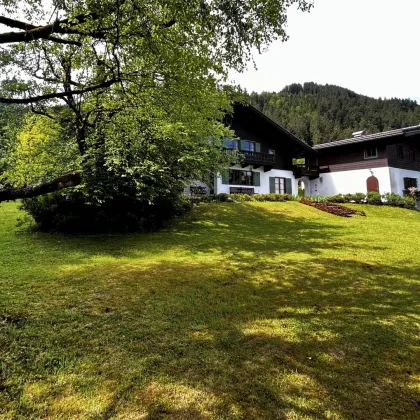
[2,251,419,419]
[1,202,387,276]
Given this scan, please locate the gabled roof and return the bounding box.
[313,124,420,150]
[236,103,316,154]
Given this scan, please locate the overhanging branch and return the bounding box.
[0,16,82,46]
[0,13,103,45]
[0,171,82,202]
[0,78,119,104]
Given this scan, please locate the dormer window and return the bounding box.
[364,147,378,160]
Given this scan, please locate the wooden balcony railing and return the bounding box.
[293,164,320,179]
[225,149,276,166]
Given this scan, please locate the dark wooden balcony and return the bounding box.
[293,164,320,179]
[225,149,276,168]
[243,151,276,166]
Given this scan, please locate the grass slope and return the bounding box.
[0,201,419,419]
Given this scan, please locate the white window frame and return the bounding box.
[364,147,378,160]
[274,177,285,194]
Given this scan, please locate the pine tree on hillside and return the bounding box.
[249,83,420,144]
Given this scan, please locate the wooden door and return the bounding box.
[367,176,379,193]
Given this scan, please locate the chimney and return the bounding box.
[352,130,365,138]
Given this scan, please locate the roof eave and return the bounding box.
[244,104,318,155]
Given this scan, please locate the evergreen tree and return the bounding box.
[249,83,420,144]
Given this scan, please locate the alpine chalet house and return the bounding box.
[188,104,420,198]
[312,126,420,196]
[212,104,318,195]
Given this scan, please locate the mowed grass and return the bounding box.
[0,201,419,419]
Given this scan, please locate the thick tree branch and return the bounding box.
[0,16,82,46]
[0,13,103,45]
[0,78,119,104]
[0,171,83,203]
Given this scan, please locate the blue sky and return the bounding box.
[229,0,420,103]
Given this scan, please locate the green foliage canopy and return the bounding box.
[0,0,313,203]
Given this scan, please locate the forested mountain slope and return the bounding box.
[249,83,420,145]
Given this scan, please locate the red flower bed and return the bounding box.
[301,199,366,217]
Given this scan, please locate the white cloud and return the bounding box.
[230,0,420,101]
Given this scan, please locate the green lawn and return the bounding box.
[0,201,419,419]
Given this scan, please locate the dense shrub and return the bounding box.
[191,193,296,204]
[190,191,418,211]
[351,193,367,204]
[402,196,416,209]
[22,190,191,233]
[367,192,382,205]
[382,192,404,207]
[328,194,346,203]
[303,195,329,203]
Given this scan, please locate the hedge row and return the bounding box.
[191,192,417,210]
[308,192,416,209]
[190,193,297,203]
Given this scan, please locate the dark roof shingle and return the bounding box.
[313,125,420,150]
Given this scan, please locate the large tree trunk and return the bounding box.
[0,171,82,203]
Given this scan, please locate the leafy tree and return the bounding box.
[0,105,26,180]
[0,0,313,205]
[1,113,80,187]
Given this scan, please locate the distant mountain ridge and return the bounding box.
[249,82,420,145]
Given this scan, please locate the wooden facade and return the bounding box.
[318,135,420,173]
[228,104,315,171]
[386,141,420,172]
[318,143,388,173]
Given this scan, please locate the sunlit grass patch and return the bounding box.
[0,201,419,418]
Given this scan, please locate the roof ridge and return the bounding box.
[313,124,420,149]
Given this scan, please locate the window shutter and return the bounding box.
[285,178,292,194]
[255,142,261,153]
[221,169,229,185]
[253,172,260,187]
[269,177,276,193]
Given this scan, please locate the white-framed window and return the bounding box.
[269,149,276,155]
[274,177,285,194]
[230,169,253,186]
[364,147,378,159]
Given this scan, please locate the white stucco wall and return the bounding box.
[215,166,298,195]
[308,167,392,196]
[184,180,211,196]
[389,167,420,195]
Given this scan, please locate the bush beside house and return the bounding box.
[191,192,418,210]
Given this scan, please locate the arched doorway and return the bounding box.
[367,176,379,193]
[298,179,306,197]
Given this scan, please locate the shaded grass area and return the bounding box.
[0,201,419,419]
